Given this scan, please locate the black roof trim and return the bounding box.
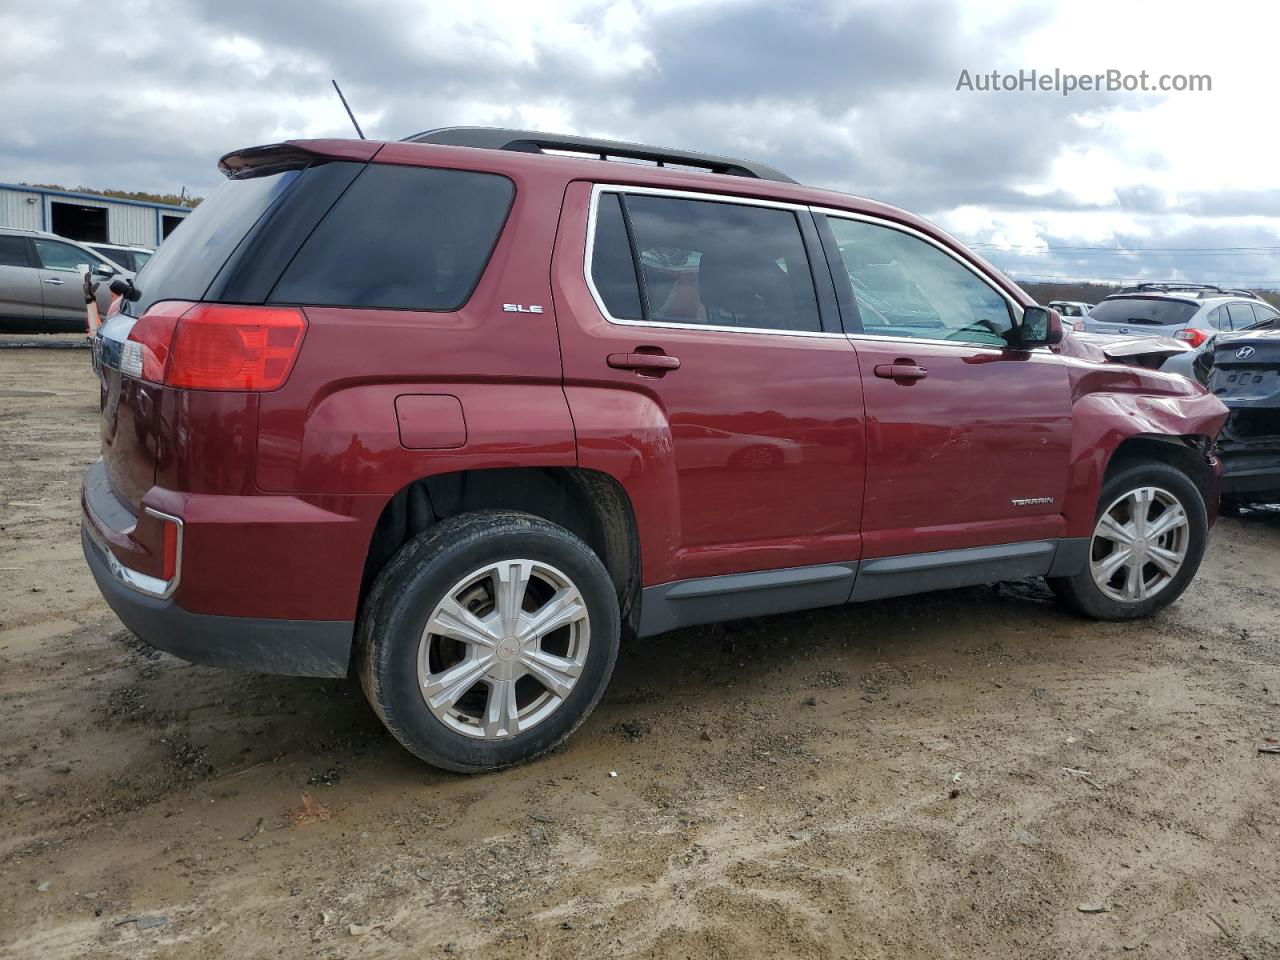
[401,126,797,184]
[1118,281,1262,300]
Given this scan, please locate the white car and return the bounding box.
[1082,283,1278,351]
[1048,300,1092,324]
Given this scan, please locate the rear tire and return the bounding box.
[1049,461,1207,620]
[358,511,620,773]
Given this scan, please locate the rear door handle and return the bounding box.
[874,362,928,381]
[607,352,681,372]
[43,277,65,285]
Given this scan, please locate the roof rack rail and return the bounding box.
[1118,282,1265,300]
[401,126,797,184]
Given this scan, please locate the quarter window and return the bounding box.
[271,165,514,311]
[591,192,822,334]
[1206,306,1228,330]
[1226,302,1255,330]
[824,217,1012,346]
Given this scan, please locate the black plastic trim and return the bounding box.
[851,541,1057,602]
[403,126,796,183]
[83,527,353,678]
[638,564,857,637]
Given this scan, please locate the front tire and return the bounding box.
[358,511,620,773]
[1049,461,1208,620]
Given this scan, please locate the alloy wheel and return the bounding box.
[1089,486,1189,603]
[417,559,591,739]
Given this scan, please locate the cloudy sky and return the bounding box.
[3,0,1279,286]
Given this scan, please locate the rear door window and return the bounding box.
[593,192,821,333]
[824,216,1012,346]
[34,239,104,272]
[270,165,514,311]
[0,236,32,267]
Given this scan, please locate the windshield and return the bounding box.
[1088,297,1198,326]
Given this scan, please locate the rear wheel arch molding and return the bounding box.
[359,466,642,639]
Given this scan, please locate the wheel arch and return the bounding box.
[360,467,642,639]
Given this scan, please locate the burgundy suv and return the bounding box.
[82,128,1228,772]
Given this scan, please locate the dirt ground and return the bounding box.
[1,345,1278,960]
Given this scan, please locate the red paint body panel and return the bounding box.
[853,340,1072,558]
[85,135,1232,634]
[552,182,866,586]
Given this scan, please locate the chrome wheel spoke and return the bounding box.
[1096,513,1136,546]
[517,587,587,643]
[520,648,582,698]
[1147,544,1183,577]
[427,598,499,649]
[1146,505,1187,540]
[493,560,533,622]
[483,678,521,739]
[1122,558,1146,601]
[1131,487,1155,536]
[1093,546,1132,581]
[424,654,494,711]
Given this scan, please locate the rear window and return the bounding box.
[1088,297,1198,326]
[269,164,514,311]
[129,166,301,315]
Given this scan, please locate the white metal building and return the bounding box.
[0,182,193,248]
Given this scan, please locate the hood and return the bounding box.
[1058,330,1191,369]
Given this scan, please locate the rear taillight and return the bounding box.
[122,301,186,383]
[1174,327,1208,347]
[122,302,307,391]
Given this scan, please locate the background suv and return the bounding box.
[1083,282,1279,351]
[82,128,1228,773]
[0,227,128,330]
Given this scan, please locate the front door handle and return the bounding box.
[43,277,66,285]
[874,362,928,381]
[607,352,681,373]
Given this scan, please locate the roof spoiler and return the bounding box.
[401,126,796,183]
[218,139,382,177]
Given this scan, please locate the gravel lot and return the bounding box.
[2,346,1278,959]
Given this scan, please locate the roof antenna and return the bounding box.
[331,79,366,139]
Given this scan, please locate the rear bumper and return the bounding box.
[83,524,353,677]
[1218,437,1280,498]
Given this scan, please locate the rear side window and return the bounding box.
[590,192,821,333]
[0,236,31,267]
[270,165,514,311]
[129,166,301,314]
[1251,304,1280,328]
[1088,297,1198,326]
[1207,306,1227,329]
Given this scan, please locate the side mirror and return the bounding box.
[92,264,116,278]
[1011,305,1064,348]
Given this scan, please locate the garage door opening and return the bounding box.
[49,201,108,243]
[161,214,185,240]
